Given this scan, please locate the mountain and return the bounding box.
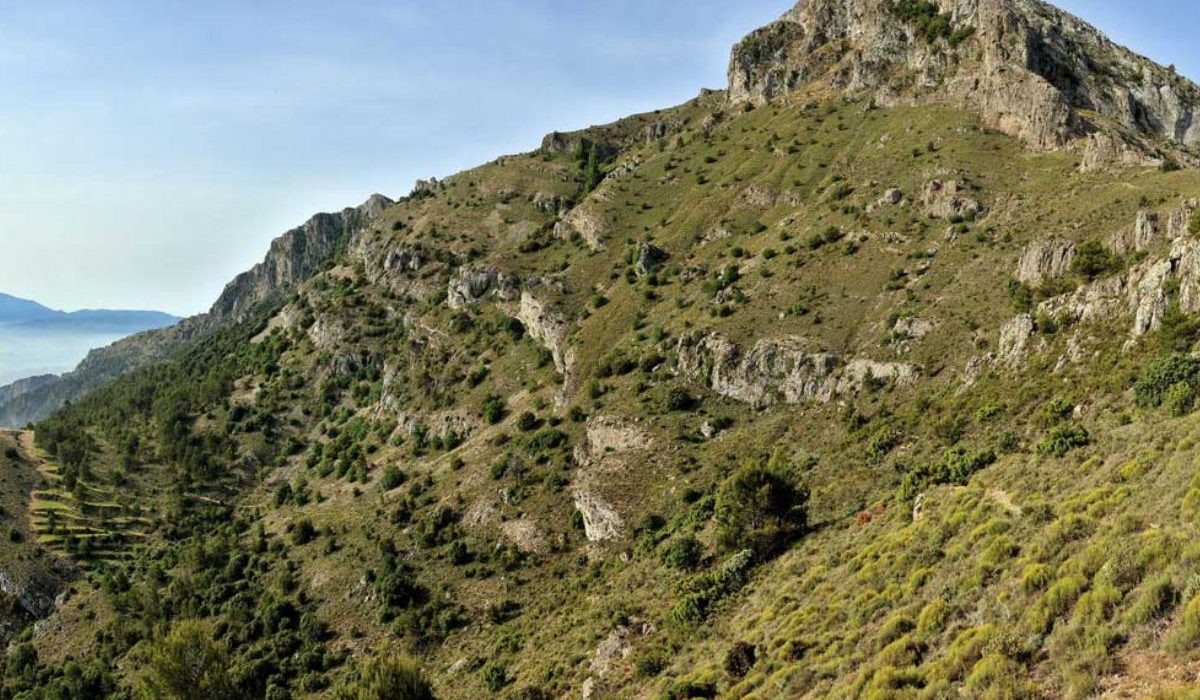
[0,294,179,390]
[10,1,1200,697]
[0,293,177,330]
[0,195,392,427]
[0,294,59,326]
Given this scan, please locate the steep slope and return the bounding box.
[0,195,393,427]
[10,3,1200,700]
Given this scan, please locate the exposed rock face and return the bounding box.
[1167,199,1199,239]
[1016,238,1076,285]
[0,376,57,423]
[921,180,984,219]
[446,266,516,310]
[0,569,60,619]
[727,0,1200,162]
[500,519,547,555]
[585,416,654,455]
[212,194,393,324]
[1111,210,1161,255]
[893,316,935,340]
[515,293,575,378]
[573,489,625,543]
[1034,235,1200,338]
[676,333,918,408]
[556,203,611,251]
[998,314,1036,367]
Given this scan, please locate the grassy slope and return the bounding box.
[16,95,1200,700]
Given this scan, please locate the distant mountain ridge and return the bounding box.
[0,292,178,330]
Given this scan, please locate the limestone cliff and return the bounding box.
[728,0,1200,164]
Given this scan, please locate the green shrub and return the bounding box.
[1165,381,1197,416]
[1021,563,1052,593]
[661,536,703,572]
[481,662,510,692]
[291,518,317,546]
[380,465,406,491]
[1168,594,1200,651]
[1123,574,1177,626]
[897,447,996,501]
[724,642,756,678]
[1036,424,1090,457]
[1071,240,1118,280]
[136,621,238,700]
[1135,354,1200,408]
[482,395,506,424]
[715,455,809,556]
[516,411,539,432]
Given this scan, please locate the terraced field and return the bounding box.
[18,432,152,568]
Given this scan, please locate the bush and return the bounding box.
[1166,381,1197,416]
[1135,354,1200,408]
[380,465,406,491]
[661,536,703,572]
[482,395,506,424]
[136,621,238,700]
[1071,240,1118,280]
[332,647,435,700]
[1035,424,1090,457]
[292,518,317,546]
[724,642,757,678]
[897,448,996,501]
[665,387,697,412]
[516,411,539,432]
[715,455,809,557]
[481,662,510,692]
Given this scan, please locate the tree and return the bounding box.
[136,621,239,700]
[583,144,602,193]
[715,454,809,557]
[333,648,436,700]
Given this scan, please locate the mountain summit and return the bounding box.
[730,0,1200,168]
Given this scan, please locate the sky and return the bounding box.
[0,1,1198,317]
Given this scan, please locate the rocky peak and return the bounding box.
[208,194,394,324]
[728,0,1200,163]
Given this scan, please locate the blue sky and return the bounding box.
[0,1,1197,316]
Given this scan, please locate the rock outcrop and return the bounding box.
[556,203,611,251]
[446,266,516,310]
[1111,210,1161,255]
[515,293,576,378]
[921,180,984,219]
[676,333,918,408]
[1016,238,1076,286]
[727,0,1200,163]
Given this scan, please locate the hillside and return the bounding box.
[7,1,1200,698]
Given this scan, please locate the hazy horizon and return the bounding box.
[1,0,1198,318]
